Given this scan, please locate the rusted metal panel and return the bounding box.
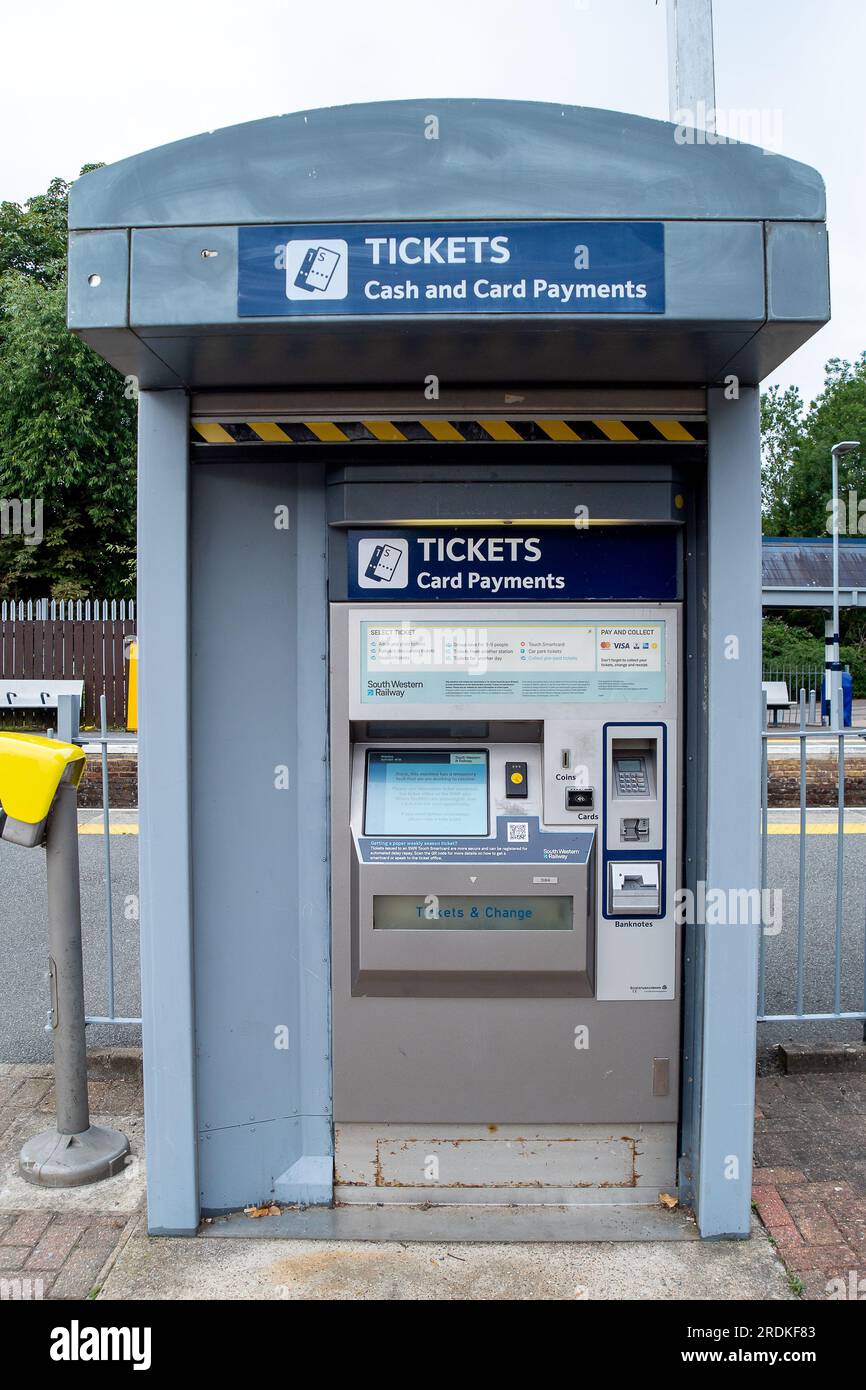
[335,1123,676,1201]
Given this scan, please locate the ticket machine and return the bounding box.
[65,95,831,1234]
[330,599,680,1202]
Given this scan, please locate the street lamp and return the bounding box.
[829,441,861,729]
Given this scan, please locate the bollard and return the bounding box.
[18,783,130,1185]
[0,731,129,1186]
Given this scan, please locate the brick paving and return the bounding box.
[753,1072,866,1300]
[0,1212,129,1299]
[0,1061,143,1302]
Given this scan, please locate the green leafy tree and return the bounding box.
[0,175,68,281]
[763,614,866,696]
[761,383,804,534]
[761,355,866,665]
[0,169,136,600]
[762,354,866,539]
[784,355,866,539]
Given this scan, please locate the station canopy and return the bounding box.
[763,537,866,608]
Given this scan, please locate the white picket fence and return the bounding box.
[0,598,135,622]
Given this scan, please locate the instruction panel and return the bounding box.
[360,621,665,706]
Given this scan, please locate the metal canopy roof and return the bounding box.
[67,100,830,394]
[763,537,866,608]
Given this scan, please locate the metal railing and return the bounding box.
[759,688,866,1026]
[762,664,823,698]
[761,664,825,724]
[43,682,865,1035]
[53,692,140,1030]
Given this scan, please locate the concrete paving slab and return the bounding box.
[0,1113,145,1217]
[99,1215,793,1301]
[202,1200,697,1242]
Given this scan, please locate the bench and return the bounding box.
[0,681,85,740]
[762,680,790,725]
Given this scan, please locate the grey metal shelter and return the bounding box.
[68,100,829,1239]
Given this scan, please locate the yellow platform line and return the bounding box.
[79,823,139,835]
[765,823,866,835]
[77,823,865,839]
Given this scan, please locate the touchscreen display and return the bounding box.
[364,750,488,837]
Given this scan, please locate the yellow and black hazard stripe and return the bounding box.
[191,418,706,445]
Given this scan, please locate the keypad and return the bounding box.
[619,774,647,793]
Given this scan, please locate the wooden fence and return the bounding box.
[0,599,136,729]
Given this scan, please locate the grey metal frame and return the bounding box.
[136,390,198,1234]
[759,692,866,1025]
[694,386,763,1239]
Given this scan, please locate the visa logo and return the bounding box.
[613,642,631,649]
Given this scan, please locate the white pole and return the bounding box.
[829,442,862,730]
[667,0,716,128]
[832,447,841,730]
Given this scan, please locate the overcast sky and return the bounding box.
[2,0,862,405]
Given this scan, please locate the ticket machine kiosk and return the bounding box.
[66,96,830,1236]
[331,592,680,1201]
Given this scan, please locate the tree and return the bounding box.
[785,355,866,539]
[761,354,866,539]
[0,169,136,600]
[761,383,804,534]
[0,175,68,282]
[761,355,866,660]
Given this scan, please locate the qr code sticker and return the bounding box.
[507,821,529,843]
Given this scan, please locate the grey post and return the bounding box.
[697,386,762,1237]
[136,389,199,1233]
[19,782,129,1186]
[46,784,88,1135]
[55,691,80,745]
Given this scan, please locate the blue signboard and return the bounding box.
[347,527,679,602]
[238,221,665,317]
